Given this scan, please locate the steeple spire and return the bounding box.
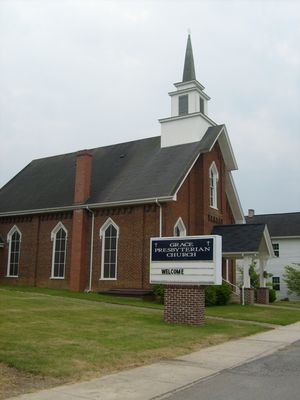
[160,33,212,147]
[182,34,196,82]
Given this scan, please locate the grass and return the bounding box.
[205,304,300,325]
[273,301,300,309]
[0,284,163,310]
[0,288,265,381]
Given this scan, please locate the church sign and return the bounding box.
[150,235,222,285]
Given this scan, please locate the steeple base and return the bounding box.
[160,112,214,148]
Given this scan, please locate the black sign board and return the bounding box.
[151,238,214,262]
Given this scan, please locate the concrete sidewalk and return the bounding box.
[9,322,300,400]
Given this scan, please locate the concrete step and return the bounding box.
[230,291,240,304]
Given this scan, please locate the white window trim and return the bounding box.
[50,222,68,280]
[209,162,219,210]
[6,225,22,278]
[174,217,187,237]
[272,243,279,257]
[272,276,281,291]
[99,218,119,281]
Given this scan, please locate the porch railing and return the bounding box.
[222,278,240,296]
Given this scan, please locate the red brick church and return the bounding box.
[0,36,271,296]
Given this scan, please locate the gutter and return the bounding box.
[271,236,300,239]
[156,199,163,237]
[0,196,174,217]
[222,251,258,257]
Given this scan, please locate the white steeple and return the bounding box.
[160,34,216,148]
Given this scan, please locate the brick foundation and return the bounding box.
[164,285,205,326]
[256,287,269,305]
[240,288,254,305]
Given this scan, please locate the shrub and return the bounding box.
[205,285,217,306]
[269,288,276,303]
[216,283,231,305]
[154,283,231,307]
[205,284,231,306]
[153,284,164,304]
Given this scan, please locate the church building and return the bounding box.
[0,36,272,299]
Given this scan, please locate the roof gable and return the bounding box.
[212,224,273,256]
[203,125,238,171]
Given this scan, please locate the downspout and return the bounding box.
[33,215,41,287]
[241,252,245,305]
[156,199,163,237]
[241,284,245,306]
[86,206,95,292]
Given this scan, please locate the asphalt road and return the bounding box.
[162,340,300,400]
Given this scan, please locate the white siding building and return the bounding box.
[246,211,300,301]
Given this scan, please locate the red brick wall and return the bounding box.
[89,205,159,291]
[0,216,39,286]
[163,142,235,238]
[0,142,237,292]
[256,287,269,305]
[35,214,73,289]
[164,285,205,325]
[0,213,73,289]
[241,288,255,305]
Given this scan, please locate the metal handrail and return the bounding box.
[222,278,240,295]
[223,278,245,306]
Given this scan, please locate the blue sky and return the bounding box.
[0,0,299,214]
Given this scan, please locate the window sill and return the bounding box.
[5,275,18,278]
[209,205,219,211]
[50,277,65,280]
[99,278,117,281]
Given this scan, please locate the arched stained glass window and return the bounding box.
[100,219,119,280]
[209,162,219,209]
[7,226,21,277]
[51,223,68,279]
[174,218,187,237]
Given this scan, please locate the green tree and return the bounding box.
[283,263,300,296]
[249,261,259,288]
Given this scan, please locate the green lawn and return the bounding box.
[205,304,300,325]
[0,284,163,310]
[273,301,300,309]
[0,288,265,381]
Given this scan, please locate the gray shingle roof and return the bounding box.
[212,224,266,253]
[0,130,222,215]
[246,213,300,237]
